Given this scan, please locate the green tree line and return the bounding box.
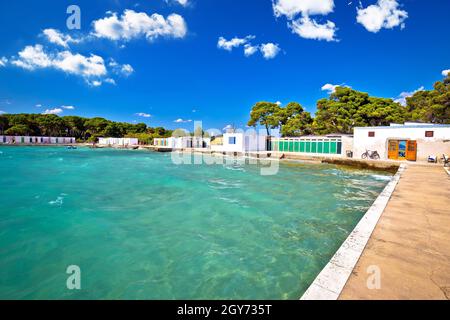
[0,114,173,144]
[248,75,450,136]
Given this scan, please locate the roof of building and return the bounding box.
[354,123,450,130]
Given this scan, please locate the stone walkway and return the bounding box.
[340,165,450,300]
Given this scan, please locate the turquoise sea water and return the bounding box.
[0,147,391,300]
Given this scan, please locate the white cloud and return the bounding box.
[12,45,107,77]
[260,43,281,59]
[43,108,63,115]
[109,60,119,67]
[322,83,353,94]
[93,10,187,42]
[218,37,282,59]
[394,86,424,106]
[11,44,52,70]
[289,16,337,42]
[109,59,134,77]
[11,45,108,86]
[0,110,6,114]
[217,36,254,51]
[356,0,408,33]
[174,118,192,123]
[136,113,151,118]
[88,80,103,87]
[442,69,450,77]
[273,0,335,19]
[275,101,282,106]
[244,44,259,57]
[53,51,107,78]
[0,57,7,67]
[321,83,339,94]
[39,105,75,115]
[167,0,189,6]
[104,78,116,85]
[42,29,80,48]
[120,64,134,77]
[273,0,338,41]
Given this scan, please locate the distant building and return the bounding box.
[98,137,139,146]
[153,137,210,149]
[211,132,268,153]
[153,137,177,148]
[353,123,450,161]
[0,136,75,145]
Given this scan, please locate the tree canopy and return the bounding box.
[313,87,407,135]
[248,101,313,136]
[248,75,449,137]
[406,75,450,124]
[0,114,174,143]
[247,102,281,135]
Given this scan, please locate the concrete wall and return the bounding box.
[353,126,450,161]
[415,140,450,161]
[342,136,355,157]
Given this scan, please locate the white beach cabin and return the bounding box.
[98,137,139,146]
[211,132,268,153]
[154,137,211,149]
[353,123,450,161]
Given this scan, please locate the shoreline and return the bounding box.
[0,143,400,173]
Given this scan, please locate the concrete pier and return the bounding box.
[340,165,450,300]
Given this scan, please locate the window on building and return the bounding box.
[229,137,236,145]
[368,131,375,137]
[425,131,434,138]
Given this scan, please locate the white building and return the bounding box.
[211,132,268,153]
[353,123,450,161]
[153,137,176,148]
[153,137,210,149]
[0,136,75,145]
[98,137,139,146]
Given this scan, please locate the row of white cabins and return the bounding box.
[1,122,449,162]
[0,136,76,144]
[153,122,450,162]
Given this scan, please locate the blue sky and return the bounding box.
[0,0,449,131]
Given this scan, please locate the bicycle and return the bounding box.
[361,150,380,160]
